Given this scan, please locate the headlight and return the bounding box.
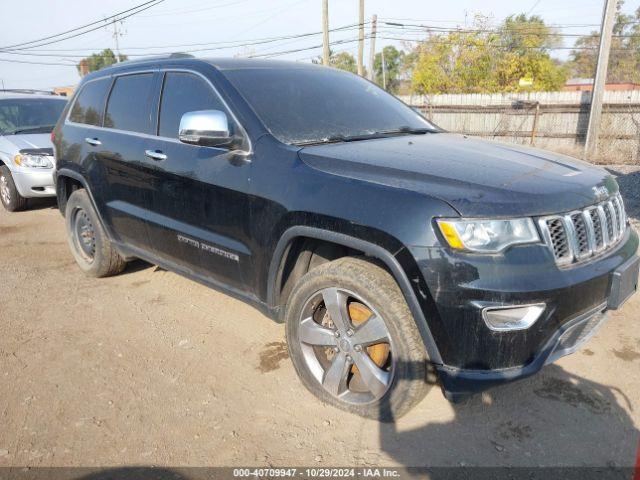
[436,218,540,253]
[14,153,53,169]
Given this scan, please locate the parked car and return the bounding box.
[0,91,67,211]
[52,56,639,420]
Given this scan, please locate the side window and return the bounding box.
[69,78,111,126]
[104,73,154,134]
[158,72,229,139]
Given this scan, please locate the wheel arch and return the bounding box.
[55,168,91,217]
[267,225,443,364]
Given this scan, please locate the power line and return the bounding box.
[527,0,543,15]
[380,21,640,39]
[0,0,164,51]
[377,35,632,51]
[250,36,367,58]
[378,17,640,28]
[0,23,368,59]
[137,0,251,17]
[0,57,75,66]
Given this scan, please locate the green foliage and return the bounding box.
[77,48,128,75]
[408,14,567,94]
[330,52,358,74]
[568,2,640,83]
[312,49,361,74]
[373,45,405,93]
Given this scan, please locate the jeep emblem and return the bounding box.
[592,185,609,201]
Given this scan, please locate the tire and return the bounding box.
[65,189,127,277]
[285,256,429,421]
[0,166,28,212]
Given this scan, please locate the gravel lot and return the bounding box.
[0,166,639,471]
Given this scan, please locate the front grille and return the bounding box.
[539,194,628,266]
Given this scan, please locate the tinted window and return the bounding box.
[69,78,110,126]
[0,98,66,134]
[158,72,227,138]
[105,73,154,134]
[222,67,435,145]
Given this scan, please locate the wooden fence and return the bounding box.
[398,90,640,164]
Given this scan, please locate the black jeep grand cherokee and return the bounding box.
[52,56,639,419]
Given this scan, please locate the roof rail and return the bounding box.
[0,88,56,95]
[110,52,195,67]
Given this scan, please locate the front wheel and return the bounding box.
[0,166,28,212]
[285,257,429,421]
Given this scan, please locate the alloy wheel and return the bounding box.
[298,287,394,405]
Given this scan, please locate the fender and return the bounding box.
[55,168,126,256]
[54,167,93,217]
[267,225,443,365]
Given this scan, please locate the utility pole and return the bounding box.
[111,19,124,62]
[357,0,365,76]
[368,14,377,81]
[381,47,387,90]
[322,0,330,66]
[584,0,618,160]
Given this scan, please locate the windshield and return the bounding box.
[0,98,67,135]
[222,66,437,145]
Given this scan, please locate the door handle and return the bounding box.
[85,137,101,146]
[144,150,167,161]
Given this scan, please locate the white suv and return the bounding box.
[0,91,67,211]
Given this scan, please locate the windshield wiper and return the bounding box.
[295,126,439,146]
[6,125,55,135]
[378,126,438,135]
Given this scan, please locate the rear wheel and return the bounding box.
[285,257,429,421]
[0,166,28,212]
[65,189,126,277]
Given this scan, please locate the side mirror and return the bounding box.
[178,110,232,147]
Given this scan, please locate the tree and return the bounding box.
[494,14,568,91]
[409,16,501,94]
[312,50,363,75]
[408,14,567,94]
[568,2,640,84]
[373,45,405,93]
[77,48,127,75]
[330,52,358,73]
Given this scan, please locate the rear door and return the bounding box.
[142,70,251,290]
[95,71,159,252]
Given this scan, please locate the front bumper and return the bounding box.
[408,226,639,399]
[11,169,56,198]
[436,302,610,400]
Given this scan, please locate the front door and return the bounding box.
[143,71,252,291]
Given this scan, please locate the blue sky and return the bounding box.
[0,0,637,90]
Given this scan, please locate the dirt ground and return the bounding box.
[0,166,639,470]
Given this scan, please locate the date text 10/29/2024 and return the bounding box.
[232,468,401,478]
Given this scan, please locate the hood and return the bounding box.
[298,133,617,217]
[1,133,53,152]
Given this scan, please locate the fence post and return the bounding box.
[530,102,541,146]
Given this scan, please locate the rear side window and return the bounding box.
[69,78,110,126]
[104,73,154,134]
[158,72,228,139]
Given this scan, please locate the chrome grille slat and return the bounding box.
[612,196,624,238]
[581,210,597,254]
[540,194,627,267]
[596,205,609,248]
[607,201,619,241]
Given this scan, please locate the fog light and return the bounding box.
[482,304,546,331]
